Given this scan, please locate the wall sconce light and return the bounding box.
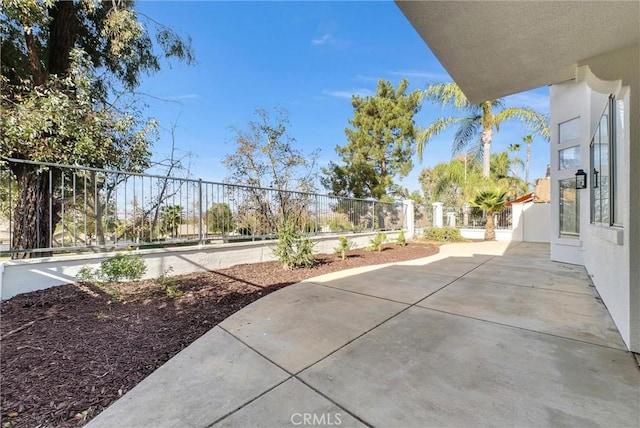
[593,168,599,188]
[575,169,587,189]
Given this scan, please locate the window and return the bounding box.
[559,178,579,237]
[559,146,580,170]
[559,117,580,143]
[590,95,621,226]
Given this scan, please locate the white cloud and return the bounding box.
[311,34,332,45]
[323,88,374,99]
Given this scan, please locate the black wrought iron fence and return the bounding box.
[0,158,404,256]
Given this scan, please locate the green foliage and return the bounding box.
[417,82,549,178]
[423,227,464,242]
[470,188,508,241]
[273,223,316,269]
[100,253,147,282]
[160,205,184,238]
[367,231,387,252]
[156,266,183,298]
[322,79,424,200]
[419,155,483,207]
[334,235,353,260]
[206,203,235,234]
[77,252,147,283]
[1,1,194,257]
[327,216,354,232]
[396,229,407,246]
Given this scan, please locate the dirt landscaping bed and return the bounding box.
[1,242,438,428]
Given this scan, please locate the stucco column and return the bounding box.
[402,199,415,239]
[432,202,443,228]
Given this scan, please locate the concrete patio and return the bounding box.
[88,241,640,428]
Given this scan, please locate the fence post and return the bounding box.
[432,202,444,228]
[403,199,415,239]
[314,194,319,236]
[198,179,203,245]
[371,200,376,231]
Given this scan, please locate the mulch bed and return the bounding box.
[1,242,438,428]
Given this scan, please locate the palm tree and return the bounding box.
[160,205,184,238]
[417,83,550,178]
[470,189,508,241]
[522,134,534,185]
[507,143,522,178]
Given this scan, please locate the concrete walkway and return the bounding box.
[88,242,639,428]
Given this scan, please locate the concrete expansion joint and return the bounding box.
[212,325,373,428]
[424,306,629,353]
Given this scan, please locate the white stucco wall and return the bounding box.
[523,203,551,243]
[0,231,399,301]
[549,43,639,352]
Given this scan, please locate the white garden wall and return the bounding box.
[0,231,399,301]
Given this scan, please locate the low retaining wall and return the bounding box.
[459,229,513,241]
[0,231,399,301]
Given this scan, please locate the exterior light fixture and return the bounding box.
[593,168,599,188]
[575,169,587,189]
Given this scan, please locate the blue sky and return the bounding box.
[135,1,550,194]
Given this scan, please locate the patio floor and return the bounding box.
[88,241,640,427]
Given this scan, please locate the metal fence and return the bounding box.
[414,204,513,231]
[0,158,404,256]
[443,205,513,230]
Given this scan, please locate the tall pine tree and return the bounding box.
[322,79,423,201]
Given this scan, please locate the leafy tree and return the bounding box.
[322,79,423,201]
[206,202,234,234]
[222,108,319,233]
[160,205,184,238]
[470,189,508,241]
[419,155,483,207]
[1,0,194,258]
[417,82,549,178]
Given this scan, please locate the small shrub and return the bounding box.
[156,267,184,298]
[327,216,354,232]
[76,252,146,303]
[396,229,407,246]
[165,285,184,298]
[334,235,353,260]
[423,227,464,242]
[100,253,147,282]
[367,231,387,252]
[273,223,316,269]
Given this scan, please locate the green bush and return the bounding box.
[334,235,353,260]
[423,227,464,242]
[396,229,407,246]
[327,216,354,232]
[367,231,387,252]
[77,252,147,283]
[273,223,316,269]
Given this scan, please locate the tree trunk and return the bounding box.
[47,1,77,77]
[526,142,531,185]
[10,165,60,259]
[481,127,493,177]
[484,211,496,241]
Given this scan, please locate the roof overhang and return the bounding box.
[395,1,640,103]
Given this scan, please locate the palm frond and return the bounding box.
[424,82,470,109]
[452,115,481,156]
[416,116,462,161]
[494,107,550,141]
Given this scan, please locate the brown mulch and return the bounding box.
[0,242,438,428]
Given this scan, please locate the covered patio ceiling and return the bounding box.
[395,1,640,103]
